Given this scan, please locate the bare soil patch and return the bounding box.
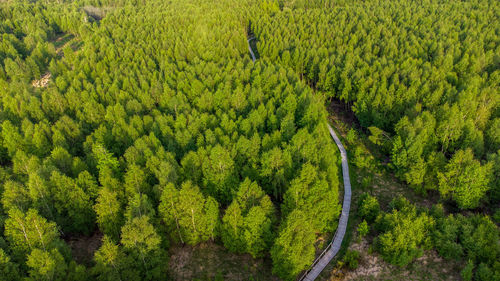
[169,241,277,281]
[32,72,51,88]
[66,231,103,265]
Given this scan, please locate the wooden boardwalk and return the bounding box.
[298,124,352,281]
[248,37,256,62]
[246,38,351,281]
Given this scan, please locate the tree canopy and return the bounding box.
[0,0,342,279]
[0,0,498,279]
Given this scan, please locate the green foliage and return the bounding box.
[159,182,219,245]
[374,197,434,266]
[4,209,60,258]
[357,220,369,239]
[120,216,166,280]
[92,236,139,281]
[433,214,500,279]
[343,250,360,270]
[49,170,95,234]
[486,151,500,204]
[462,260,474,281]
[271,210,315,281]
[367,126,391,152]
[0,249,20,281]
[485,118,500,152]
[252,0,500,209]
[221,179,275,257]
[493,209,500,224]
[94,187,124,241]
[124,193,156,222]
[438,149,492,209]
[282,163,340,232]
[0,0,343,280]
[202,145,237,204]
[2,0,497,279]
[93,144,121,177]
[0,0,343,277]
[345,129,357,145]
[26,248,68,281]
[358,193,380,223]
[221,203,246,253]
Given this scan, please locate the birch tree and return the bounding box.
[159,181,219,245]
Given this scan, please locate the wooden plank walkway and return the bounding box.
[246,38,351,281]
[298,124,352,281]
[248,37,256,62]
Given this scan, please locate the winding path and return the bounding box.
[248,36,256,62]
[246,38,352,281]
[298,124,352,281]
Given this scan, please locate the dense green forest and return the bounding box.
[0,0,341,280]
[0,0,498,280]
[252,0,499,210]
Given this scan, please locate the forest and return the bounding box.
[252,0,499,210]
[0,0,498,280]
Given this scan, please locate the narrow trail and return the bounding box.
[246,38,352,281]
[248,36,256,62]
[299,124,351,281]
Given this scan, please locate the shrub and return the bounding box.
[375,197,435,266]
[358,193,380,223]
[461,260,474,281]
[343,250,360,269]
[357,220,369,239]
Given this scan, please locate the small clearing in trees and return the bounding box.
[66,231,103,265]
[338,238,463,281]
[169,241,278,281]
[32,72,51,88]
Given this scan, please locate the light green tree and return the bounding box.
[92,236,138,281]
[438,149,492,209]
[4,208,59,258]
[120,216,166,280]
[94,187,123,240]
[282,163,339,232]
[26,248,67,281]
[271,210,315,281]
[221,179,275,257]
[159,181,219,245]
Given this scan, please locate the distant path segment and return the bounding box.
[247,36,256,62]
[246,37,351,281]
[298,125,352,281]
